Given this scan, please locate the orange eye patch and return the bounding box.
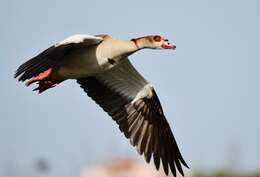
[153,35,162,42]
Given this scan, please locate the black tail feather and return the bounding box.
[14,46,58,81]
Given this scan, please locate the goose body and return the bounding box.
[14,34,188,176]
[55,35,137,79]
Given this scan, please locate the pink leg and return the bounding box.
[25,68,62,93]
[26,68,53,86]
[33,80,60,93]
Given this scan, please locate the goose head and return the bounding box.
[132,35,176,50]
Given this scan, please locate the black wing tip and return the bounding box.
[14,72,23,82]
[168,160,188,177]
[163,166,169,176]
[14,68,22,79]
[14,72,27,82]
[178,168,185,177]
[14,71,18,78]
[14,59,29,80]
[182,161,190,169]
[153,160,187,177]
[14,64,29,81]
[178,154,190,169]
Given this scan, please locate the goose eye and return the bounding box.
[153,35,162,42]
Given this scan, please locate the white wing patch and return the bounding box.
[97,58,154,103]
[55,34,103,47]
[131,84,153,104]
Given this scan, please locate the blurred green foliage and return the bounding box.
[191,171,260,177]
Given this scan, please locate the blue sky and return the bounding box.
[0,0,259,177]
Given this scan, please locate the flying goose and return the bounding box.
[14,34,189,176]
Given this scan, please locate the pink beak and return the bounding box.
[162,43,176,49]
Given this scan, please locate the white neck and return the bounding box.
[97,36,151,62]
[103,38,140,59]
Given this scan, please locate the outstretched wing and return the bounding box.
[14,34,103,81]
[77,59,189,176]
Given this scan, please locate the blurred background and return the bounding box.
[0,0,259,177]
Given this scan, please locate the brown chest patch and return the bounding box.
[108,58,116,65]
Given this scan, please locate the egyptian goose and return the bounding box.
[14,34,189,176]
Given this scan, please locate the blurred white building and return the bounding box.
[81,158,166,177]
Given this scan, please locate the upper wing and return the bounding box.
[14,34,103,81]
[77,59,189,176]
